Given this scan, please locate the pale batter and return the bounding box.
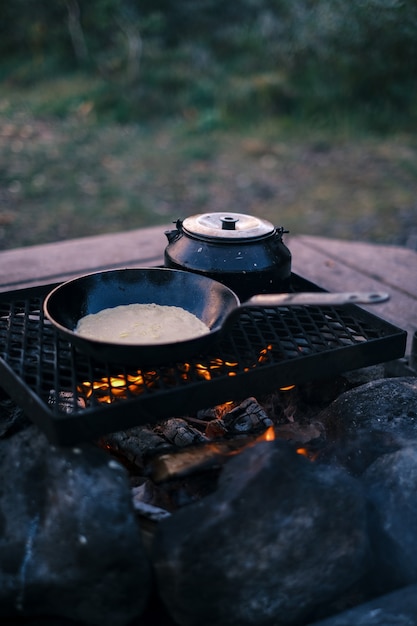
[76,303,210,344]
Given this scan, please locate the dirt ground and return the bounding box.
[1,105,417,251]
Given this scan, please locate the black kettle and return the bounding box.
[164,212,291,301]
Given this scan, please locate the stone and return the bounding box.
[318,377,417,441]
[316,377,417,475]
[0,401,31,438]
[362,445,417,592]
[307,583,417,626]
[0,425,152,625]
[152,440,370,626]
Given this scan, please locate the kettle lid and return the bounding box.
[182,212,275,240]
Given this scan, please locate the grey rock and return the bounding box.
[319,377,417,440]
[153,440,370,626]
[316,377,417,474]
[307,583,417,626]
[363,445,417,591]
[0,425,151,625]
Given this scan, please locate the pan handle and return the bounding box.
[244,291,390,307]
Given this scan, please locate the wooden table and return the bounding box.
[0,226,416,355]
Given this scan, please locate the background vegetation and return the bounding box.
[1,0,416,250]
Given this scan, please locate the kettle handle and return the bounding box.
[275,226,289,240]
[165,219,183,244]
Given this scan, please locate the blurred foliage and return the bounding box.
[1,2,417,250]
[1,102,416,250]
[1,0,417,127]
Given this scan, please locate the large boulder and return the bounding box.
[0,424,151,626]
[307,583,417,626]
[316,377,417,475]
[319,377,417,442]
[153,440,370,626]
[363,445,417,592]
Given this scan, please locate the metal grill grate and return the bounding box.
[0,275,407,445]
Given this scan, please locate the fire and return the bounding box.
[77,345,274,405]
[259,425,276,442]
[183,344,273,382]
[78,370,156,403]
[296,447,318,461]
[258,344,273,363]
[182,358,240,382]
[222,424,276,458]
[251,429,315,460]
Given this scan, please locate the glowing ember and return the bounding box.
[296,447,318,461]
[77,345,274,405]
[78,370,157,403]
[259,344,273,363]
[259,425,276,442]
[180,358,241,382]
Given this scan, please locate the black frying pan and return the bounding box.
[43,267,389,366]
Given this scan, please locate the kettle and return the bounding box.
[164,212,291,301]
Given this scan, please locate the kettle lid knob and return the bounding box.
[221,216,239,230]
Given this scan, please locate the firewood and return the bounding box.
[149,437,255,483]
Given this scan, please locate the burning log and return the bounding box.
[149,440,242,483]
[99,425,172,470]
[99,392,328,482]
[148,420,325,483]
[158,417,208,447]
[99,397,276,473]
[221,396,273,433]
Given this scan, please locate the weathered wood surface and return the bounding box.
[0,226,166,290]
[0,226,415,352]
[288,235,417,353]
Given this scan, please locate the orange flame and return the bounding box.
[262,425,276,441]
[78,370,156,403]
[296,447,318,461]
[77,345,274,405]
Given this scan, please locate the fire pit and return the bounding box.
[0,266,415,626]
[1,367,417,626]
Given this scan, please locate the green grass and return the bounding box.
[1,78,416,251]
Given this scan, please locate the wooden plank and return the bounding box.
[292,235,417,299]
[0,226,166,291]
